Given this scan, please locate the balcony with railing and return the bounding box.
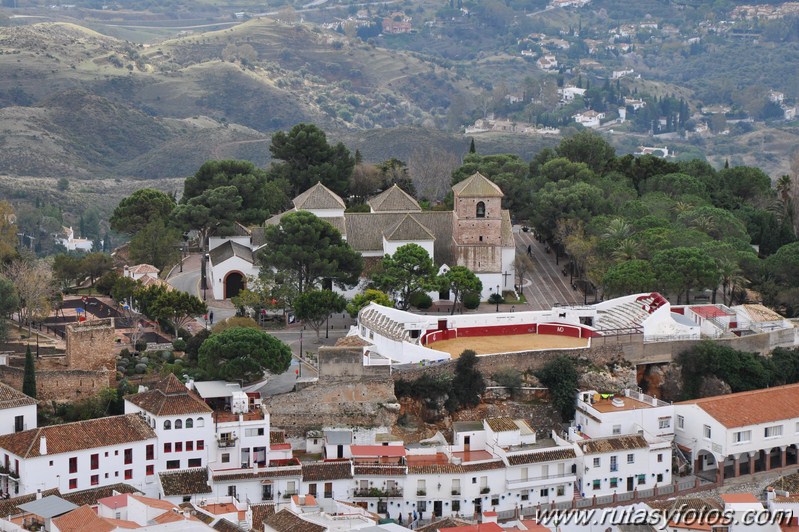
[352,487,403,498]
[506,472,576,490]
[217,437,238,448]
[210,458,301,481]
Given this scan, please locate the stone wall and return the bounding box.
[394,344,627,382]
[318,347,390,378]
[0,366,113,402]
[266,346,398,438]
[65,318,116,372]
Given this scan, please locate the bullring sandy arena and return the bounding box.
[428,333,589,357]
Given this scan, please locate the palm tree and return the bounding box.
[690,214,717,237]
[611,238,641,262]
[602,218,633,240]
[717,259,747,306]
[776,175,795,225]
[672,201,694,216]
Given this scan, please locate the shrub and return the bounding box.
[172,338,187,352]
[409,292,432,309]
[463,292,481,310]
[134,339,147,352]
[493,368,523,398]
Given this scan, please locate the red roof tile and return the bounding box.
[125,374,212,416]
[0,414,155,458]
[690,305,733,319]
[350,445,405,457]
[678,382,799,428]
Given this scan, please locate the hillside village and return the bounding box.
[3,1,799,530]
[3,156,799,531]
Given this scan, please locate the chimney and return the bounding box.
[36,489,42,500]
[39,435,47,456]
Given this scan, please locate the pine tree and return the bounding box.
[23,345,36,399]
[469,138,476,153]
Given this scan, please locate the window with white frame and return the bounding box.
[612,424,621,435]
[733,430,751,444]
[627,453,634,464]
[677,415,684,430]
[658,417,671,429]
[765,425,783,438]
[593,457,600,468]
[610,456,618,472]
[703,425,711,439]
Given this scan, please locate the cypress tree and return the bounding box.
[23,345,36,399]
[469,138,476,153]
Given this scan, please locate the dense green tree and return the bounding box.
[95,270,120,296]
[293,289,347,340]
[535,356,579,422]
[0,275,17,341]
[22,345,36,399]
[651,247,718,302]
[766,241,799,287]
[530,181,609,241]
[110,188,176,235]
[79,252,114,289]
[198,327,292,382]
[556,130,615,174]
[449,350,485,410]
[603,260,657,297]
[181,160,285,226]
[438,266,482,315]
[639,172,708,199]
[373,244,436,310]
[111,276,140,305]
[768,347,799,386]
[52,254,83,292]
[259,211,363,293]
[185,328,211,362]
[149,290,207,334]
[346,289,392,318]
[173,186,242,250]
[269,123,355,197]
[129,219,180,272]
[677,341,770,399]
[132,284,167,319]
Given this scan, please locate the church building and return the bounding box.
[206,172,516,302]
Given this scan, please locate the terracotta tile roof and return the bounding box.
[270,430,285,444]
[648,496,722,514]
[384,214,435,242]
[302,461,353,481]
[408,460,504,475]
[335,335,373,347]
[293,182,346,210]
[368,185,421,213]
[353,465,407,476]
[129,264,160,275]
[485,417,518,432]
[212,518,241,531]
[125,374,212,416]
[451,172,504,198]
[577,435,648,454]
[417,517,476,532]
[159,467,212,496]
[345,211,454,266]
[249,502,276,532]
[721,493,758,504]
[130,494,178,511]
[0,381,36,410]
[506,448,576,465]
[0,488,60,518]
[690,305,733,319]
[62,484,139,508]
[51,505,114,532]
[263,509,326,532]
[209,240,254,266]
[212,468,301,482]
[0,414,155,458]
[678,382,799,428]
[740,304,786,323]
